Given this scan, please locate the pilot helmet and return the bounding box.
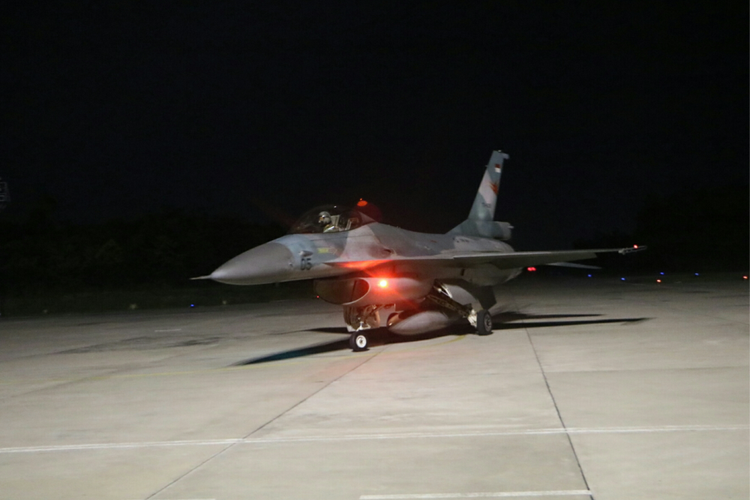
[318,211,332,226]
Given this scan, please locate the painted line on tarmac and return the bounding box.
[244,424,749,443]
[0,439,242,453]
[360,491,591,499]
[566,424,749,434]
[1,425,746,454]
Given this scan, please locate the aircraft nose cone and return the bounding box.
[210,242,294,285]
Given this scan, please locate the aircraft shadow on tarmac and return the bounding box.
[233,313,650,366]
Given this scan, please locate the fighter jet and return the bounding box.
[202,151,642,351]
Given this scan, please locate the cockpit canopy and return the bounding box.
[289,204,377,234]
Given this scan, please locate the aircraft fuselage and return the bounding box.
[204,150,640,350]
[210,222,519,288]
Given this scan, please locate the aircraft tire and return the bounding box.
[476,310,494,336]
[349,332,369,351]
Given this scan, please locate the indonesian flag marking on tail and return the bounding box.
[494,163,502,173]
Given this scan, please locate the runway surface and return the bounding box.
[0,275,747,500]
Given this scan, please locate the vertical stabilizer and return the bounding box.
[468,150,508,221]
[448,150,512,240]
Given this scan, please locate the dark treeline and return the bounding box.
[0,203,284,295]
[1,184,746,300]
[575,184,749,272]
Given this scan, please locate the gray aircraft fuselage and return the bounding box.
[210,223,518,288]
[204,150,640,350]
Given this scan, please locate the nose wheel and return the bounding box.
[349,332,369,351]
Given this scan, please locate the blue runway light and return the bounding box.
[694,273,700,276]
[660,272,665,275]
[621,277,626,281]
[190,304,195,308]
[587,274,592,278]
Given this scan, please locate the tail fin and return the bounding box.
[469,150,508,221]
[448,150,512,240]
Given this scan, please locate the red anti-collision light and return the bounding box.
[378,279,388,288]
[527,267,537,272]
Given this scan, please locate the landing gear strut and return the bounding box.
[476,310,493,336]
[349,332,369,351]
[427,284,494,336]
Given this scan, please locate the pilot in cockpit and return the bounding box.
[318,211,337,233]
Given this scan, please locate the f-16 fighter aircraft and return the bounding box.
[203,151,642,351]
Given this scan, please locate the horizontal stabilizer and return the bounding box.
[449,220,513,240]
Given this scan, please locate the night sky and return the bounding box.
[4,2,748,249]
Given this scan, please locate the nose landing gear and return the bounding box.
[349,332,369,351]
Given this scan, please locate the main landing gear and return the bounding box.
[476,310,494,336]
[349,332,369,351]
[427,285,494,336]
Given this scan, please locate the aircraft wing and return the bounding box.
[327,246,643,271]
[451,248,639,269]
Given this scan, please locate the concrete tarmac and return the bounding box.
[0,274,747,500]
